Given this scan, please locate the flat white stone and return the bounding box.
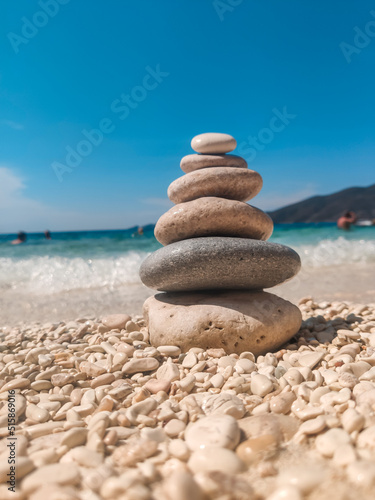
[21,463,80,492]
[251,374,273,397]
[188,446,245,474]
[191,133,236,154]
[315,428,351,457]
[185,415,240,451]
[277,464,324,494]
[298,352,324,369]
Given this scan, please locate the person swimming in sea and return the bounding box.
[132,226,144,237]
[11,231,27,244]
[44,230,52,240]
[337,211,357,230]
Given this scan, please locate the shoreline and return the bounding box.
[1,263,374,327]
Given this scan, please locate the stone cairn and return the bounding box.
[140,132,302,355]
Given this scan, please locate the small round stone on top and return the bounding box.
[191,132,236,154]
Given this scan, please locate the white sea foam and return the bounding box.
[0,251,146,296]
[294,237,375,267]
[0,238,374,298]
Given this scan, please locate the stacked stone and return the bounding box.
[140,133,302,355]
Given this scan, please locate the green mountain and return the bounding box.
[268,184,375,223]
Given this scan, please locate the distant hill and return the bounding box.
[268,184,375,223]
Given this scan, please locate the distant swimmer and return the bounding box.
[132,226,144,237]
[44,230,52,240]
[11,231,27,245]
[337,211,357,230]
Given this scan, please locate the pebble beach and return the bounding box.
[1,133,374,500]
[1,298,375,500]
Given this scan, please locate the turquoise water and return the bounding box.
[0,223,374,296]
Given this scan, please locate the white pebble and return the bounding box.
[185,415,240,451]
[251,374,273,397]
[188,447,245,474]
[268,486,301,500]
[347,460,375,487]
[277,464,324,494]
[315,428,351,457]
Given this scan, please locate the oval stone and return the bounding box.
[191,133,236,154]
[102,313,131,330]
[143,290,302,355]
[180,154,247,173]
[154,198,273,246]
[185,415,240,451]
[168,168,262,204]
[188,447,245,474]
[140,237,300,291]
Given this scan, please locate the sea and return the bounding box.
[1,223,374,298]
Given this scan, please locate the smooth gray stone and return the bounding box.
[139,237,301,292]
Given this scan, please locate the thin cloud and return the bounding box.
[0,120,24,130]
[0,167,160,233]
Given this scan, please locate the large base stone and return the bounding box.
[143,291,302,355]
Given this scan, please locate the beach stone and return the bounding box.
[239,414,299,443]
[194,471,254,500]
[270,392,296,414]
[156,345,181,357]
[168,168,262,204]
[347,460,375,488]
[188,447,245,474]
[277,464,325,494]
[341,408,365,434]
[144,378,171,394]
[21,463,80,492]
[180,392,245,419]
[164,419,186,437]
[122,357,159,375]
[236,434,278,464]
[154,198,273,246]
[0,456,34,483]
[180,153,247,173]
[268,486,301,500]
[102,313,131,330]
[68,446,104,467]
[140,238,300,292]
[298,352,324,369]
[251,374,274,397]
[210,373,225,388]
[315,428,351,457]
[163,471,203,500]
[185,415,240,451]
[111,440,158,467]
[0,377,30,393]
[25,404,49,423]
[191,132,236,154]
[169,439,190,462]
[51,373,74,387]
[156,362,180,382]
[357,426,375,450]
[143,291,302,355]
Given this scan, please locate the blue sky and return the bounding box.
[1,0,374,232]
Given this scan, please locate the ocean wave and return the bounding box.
[0,238,374,297]
[294,237,375,267]
[0,251,147,295]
